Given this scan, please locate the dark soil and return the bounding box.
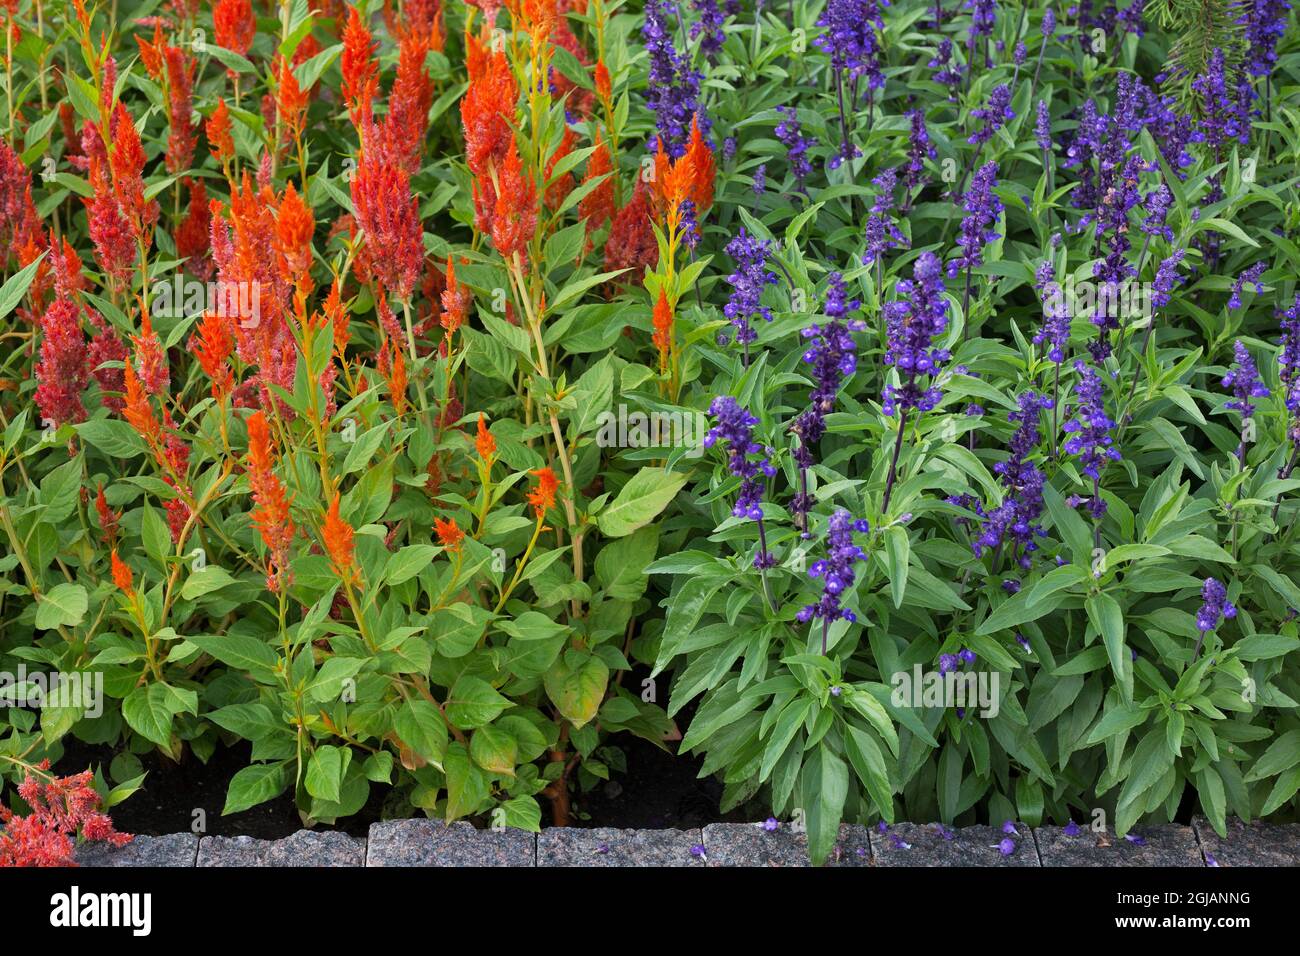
[55,731,750,839]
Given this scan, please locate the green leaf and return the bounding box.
[845,725,894,820]
[0,250,43,320]
[223,764,288,815]
[1244,729,1300,782]
[305,745,351,803]
[801,745,849,866]
[180,565,236,600]
[34,583,87,630]
[1085,593,1130,702]
[187,634,279,675]
[884,526,909,608]
[543,652,609,729]
[74,419,148,458]
[122,683,184,747]
[445,675,512,730]
[394,698,449,766]
[470,724,518,776]
[596,467,689,537]
[384,545,438,585]
[496,795,543,832]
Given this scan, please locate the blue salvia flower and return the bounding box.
[815,0,888,83]
[929,38,964,97]
[1041,6,1056,35]
[642,0,707,157]
[752,163,767,196]
[796,509,871,653]
[1241,0,1291,78]
[949,161,1003,279]
[791,274,865,531]
[965,0,997,69]
[1035,101,1052,153]
[1196,578,1237,633]
[1222,339,1270,419]
[903,109,936,201]
[722,229,779,362]
[1228,262,1266,309]
[774,106,815,190]
[1193,576,1237,658]
[862,169,908,267]
[690,0,727,62]
[1278,295,1300,428]
[1191,47,1252,152]
[969,84,1015,146]
[1150,249,1186,309]
[975,392,1052,566]
[1034,261,1070,362]
[1062,360,1121,518]
[1140,184,1174,241]
[704,397,778,568]
[882,251,951,416]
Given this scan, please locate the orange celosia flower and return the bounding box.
[439,255,470,333]
[276,56,310,143]
[434,516,464,552]
[578,130,615,235]
[122,363,162,450]
[207,100,235,163]
[131,312,169,396]
[213,0,256,59]
[683,115,715,214]
[325,277,349,355]
[341,4,379,122]
[543,126,577,211]
[460,45,516,177]
[245,410,295,591]
[96,483,120,544]
[475,414,496,460]
[593,59,611,103]
[134,23,165,79]
[275,181,315,283]
[110,548,134,596]
[652,288,673,374]
[490,141,537,260]
[527,466,559,519]
[322,491,356,581]
[191,310,235,401]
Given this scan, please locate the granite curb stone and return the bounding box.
[75,832,200,867]
[365,818,536,866]
[702,822,872,866]
[1035,823,1203,867]
[870,823,1040,866]
[197,830,366,867]
[1192,816,1300,866]
[537,826,703,866]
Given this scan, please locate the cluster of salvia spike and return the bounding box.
[683,0,1294,657]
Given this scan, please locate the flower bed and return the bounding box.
[1,0,1299,867]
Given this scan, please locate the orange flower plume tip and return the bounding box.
[110,549,133,596]
[207,100,235,162]
[527,467,559,518]
[594,60,611,102]
[323,492,356,579]
[434,516,464,552]
[191,310,235,401]
[652,288,673,371]
[475,414,496,460]
[684,115,716,213]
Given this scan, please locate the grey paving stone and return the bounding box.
[1193,816,1300,867]
[197,830,365,867]
[1035,823,1203,867]
[365,818,535,866]
[702,822,872,867]
[537,827,703,866]
[870,823,1039,867]
[75,832,199,867]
